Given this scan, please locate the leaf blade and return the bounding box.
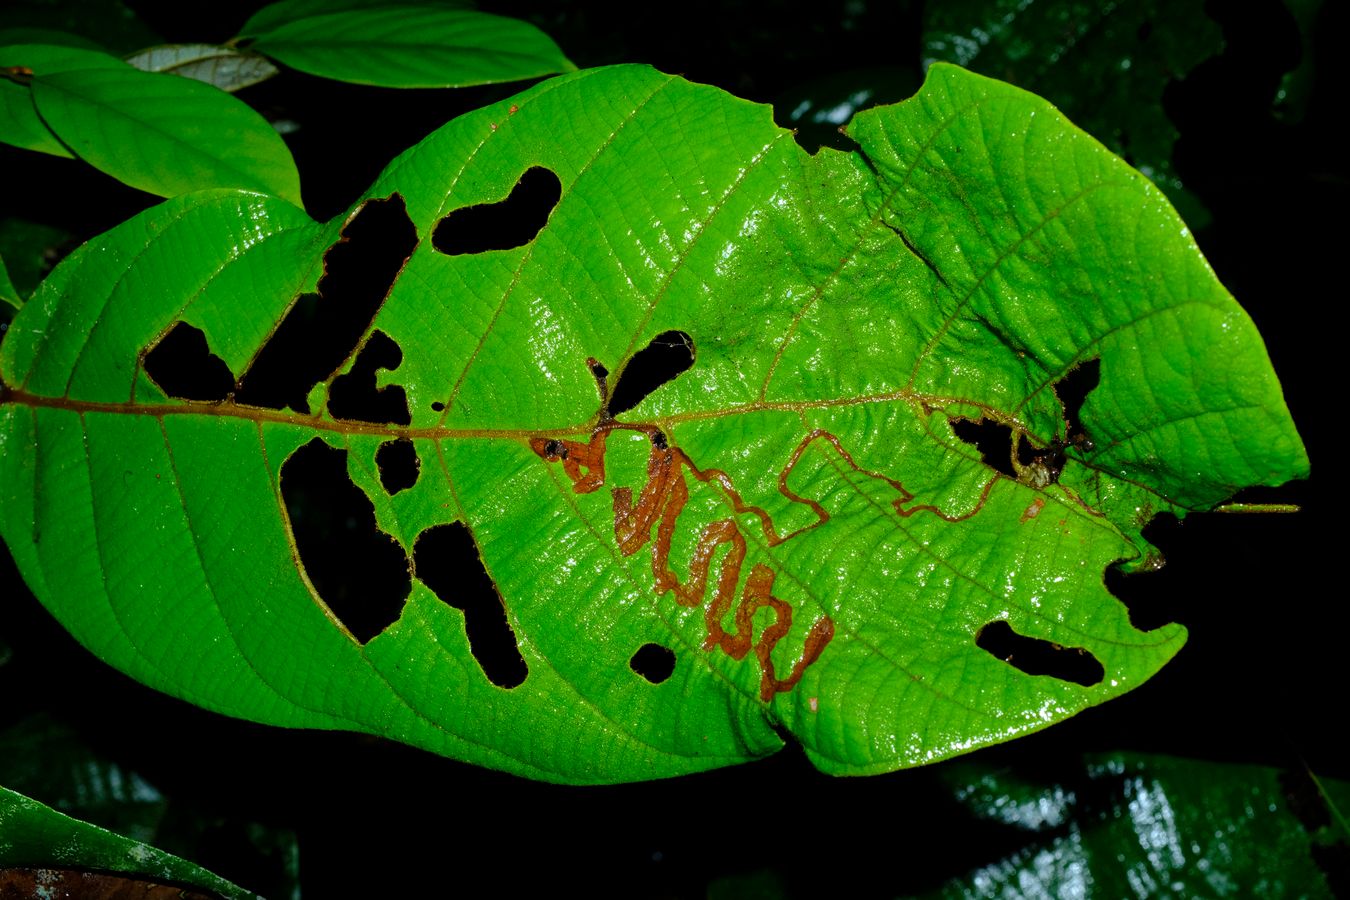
[0,785,255,900]
[29,66,302,203]
[0,42,128,158]
[0,64,1306,783]
[249,7,575,88]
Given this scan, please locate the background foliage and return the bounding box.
[0,0,1341,895]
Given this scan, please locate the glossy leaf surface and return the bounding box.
[0,64,1306,783]
[934,754,1346,897]
[247,7,574,88]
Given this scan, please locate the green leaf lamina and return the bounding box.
[0,253,20,309]
[236,0,476,39]
[0,65,1307,784]
[27,64,302,203]
[0,43,128,158]
[247,7,575,89]
[0,785,254,900]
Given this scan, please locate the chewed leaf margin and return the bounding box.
[0,63,1305,784]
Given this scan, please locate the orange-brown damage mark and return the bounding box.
[1021,497,1046,523]
[785,430,996,524]
[530,425,987,702]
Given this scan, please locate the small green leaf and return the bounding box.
[0,65,1306,784]
[0,43,128,158]
[125,43,279,92]
[28,65,302,204]
[0,784,256,899]
[0,253,20,310]
[237,0,475,38]
[249,7,574,88]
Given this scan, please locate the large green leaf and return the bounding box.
[0,64,1306,784]
[246,7,574,88]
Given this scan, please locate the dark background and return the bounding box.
[0,1,1342,896]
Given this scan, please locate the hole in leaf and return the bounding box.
[975,621,1104,686]
[1105,511,1177,632]
[143,322,234,402]
[280,438,410,644]
[431,167,562,255]
[328,330,411,425]
[1053,358,1101,445]
[413,523,528,689]
[629,643,676,684]
[608,330,695,417]
[376,439,419,496]
[950,418,1018,479]
[235,194,418,412]
[430,401,445,412]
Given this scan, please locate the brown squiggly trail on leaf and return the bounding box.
[530,425,996,702]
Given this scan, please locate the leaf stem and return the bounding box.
[1212,502,1301,514]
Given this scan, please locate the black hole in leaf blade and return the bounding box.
[950,418,1018,479]
[975,621,1104,686]
[413,523,528,689]
[235,194,417,412]
[1105,510,1178,632]
[609,330,695,417]
[431,167,562,255]
[430,401,445,412]
[143,322,234,402]
[629,643,676,684]
[376,439,419,496]
[328,330,411,425]
[280,438,410,644]
[1054,357,1101,444]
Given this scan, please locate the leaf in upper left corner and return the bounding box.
[246,7,574,88]
[27,63,302,204]
[0,43,127,158]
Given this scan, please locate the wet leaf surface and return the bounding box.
[0,64,1306,783]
